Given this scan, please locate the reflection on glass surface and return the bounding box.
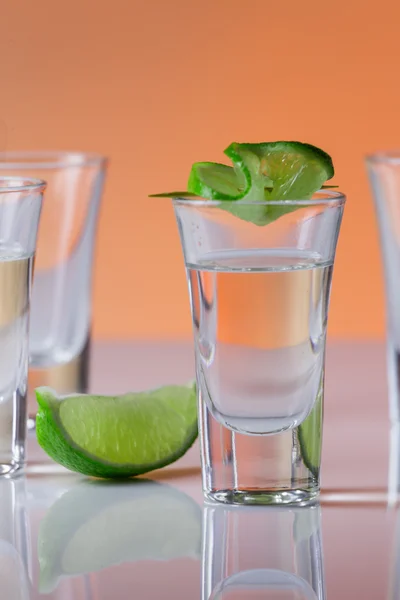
[389,500,400,600]
[0,477,31,599]
[37,576,95,600]
[203,502,325,600]
[38,479,202,595]
[388,423,400,507]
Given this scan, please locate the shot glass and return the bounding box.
[173,191,345,505]
[0,152,107,425]
[366,152,400,422]
[202,502,325,599]
[0,177,44,474]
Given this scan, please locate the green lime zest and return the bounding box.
[35,382,197,479]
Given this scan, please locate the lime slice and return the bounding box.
[150,141,335,225]
[297,383,323,477]
[35,383,197,478]
[188,142,333,200]
[234,141,333,197]
[38,480,201,593]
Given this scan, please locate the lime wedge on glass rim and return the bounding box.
[150,141,335,225]
[35,383,197,478]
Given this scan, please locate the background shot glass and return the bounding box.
[367,152,400,423]
[173,191,345,505]
[0,177,44,474]
[0,152,107,428]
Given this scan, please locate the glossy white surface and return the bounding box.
[8,340,400,598]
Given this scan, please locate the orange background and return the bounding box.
[1,0,398,340]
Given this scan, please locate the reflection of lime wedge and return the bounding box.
[38,480,202,593]
[35,383,197,478]
[298,383,323,477]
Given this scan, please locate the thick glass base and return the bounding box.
[206,487,319,506]
[0,462,24,477]
[199,390,322,507]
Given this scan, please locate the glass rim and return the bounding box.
[172,189,346,207]
[0,176,47,193]
[365,151,400,165]
[0,150,108,170]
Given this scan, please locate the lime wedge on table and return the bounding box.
[35,383,197,478]
[38,480,201,593]
[151,141,335,225]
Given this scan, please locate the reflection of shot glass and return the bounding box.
[173,192,345,505]
[0,152,107,426]
[0,177,44,474]
[0,478,31,599]
[203,503,325,600]
[388,499,400,600]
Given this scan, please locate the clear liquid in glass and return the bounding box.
[187,249,332,436]
[0,247,33,473]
